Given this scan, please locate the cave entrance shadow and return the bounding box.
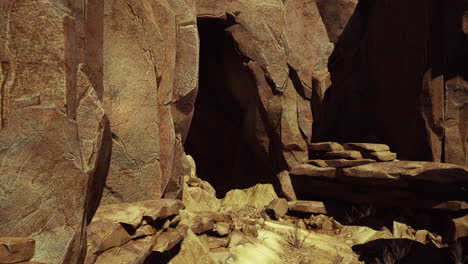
[352,238,468,264]
[184,18,275,198]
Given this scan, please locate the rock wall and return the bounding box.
[0,0,466,262]
[317,0,467,165]
[0,0,331,262]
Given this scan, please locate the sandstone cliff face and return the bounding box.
[0,0,466,263]
[0,0,332,262]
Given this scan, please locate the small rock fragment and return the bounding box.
[0,238,35,264]
[214,222,232,236]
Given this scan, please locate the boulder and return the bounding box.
[0,238,35,264]
[306,215,343,230]
[86,222,132,256]
[168,230,215,264]
[86,199,183,263]
[94,236,155,264]
[266,199,289,219]
[179,211,232,234]
[222,184,279,209]
[183,186,221,212]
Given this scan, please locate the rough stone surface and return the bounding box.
[93,236,155,264]
[276,171,297,201]
[222,184,279,209]
[309,142,344,152]
[86,222,132,257]
[0,98,106,264]
[0,238,35,264]
[168,230,215,264]
[444,77,467,166]
[452,214,468,240]
[323,150,363,160]
[343,143,390,153]
[342,161,468,184]
[315,0,359,43]
[153,230,184,253]
[288,200,328,215]
[366,151,397,162]
[1,0,466,263]
[306,159,376,168]
[266,199,289,219]
[91,199,184,229]
[85,199,184,264]
[290,164,336,179]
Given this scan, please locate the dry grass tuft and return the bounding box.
[285,223,311,249]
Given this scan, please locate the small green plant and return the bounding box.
[451,240,468,264]
[286,223,310,249]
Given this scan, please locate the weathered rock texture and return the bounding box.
[0,0,332,261]
[1,0,467,262]
[98,0,335,200]
[286,142,468,209]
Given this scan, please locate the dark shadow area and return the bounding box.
[86,116,112,223]
[289,173,467,241]
[317,0,467,162]
[185,18,275,197]
[144,243,182,264]
[352,238,468,264]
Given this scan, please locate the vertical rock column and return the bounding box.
[0,1,106,263]
[101,0,166,203]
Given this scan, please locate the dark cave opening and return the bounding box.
[184,18,273,197]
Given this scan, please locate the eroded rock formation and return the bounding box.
[0,0,467,263]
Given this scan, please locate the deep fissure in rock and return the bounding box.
[184,18,272,197]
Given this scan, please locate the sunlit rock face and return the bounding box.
[1,0,466,263]
[0,0,332,261]
[100,0,333,198]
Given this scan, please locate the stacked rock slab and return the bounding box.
[281,142,468,209]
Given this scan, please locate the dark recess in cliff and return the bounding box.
[318,0,467,163]
[184,18,274,197]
